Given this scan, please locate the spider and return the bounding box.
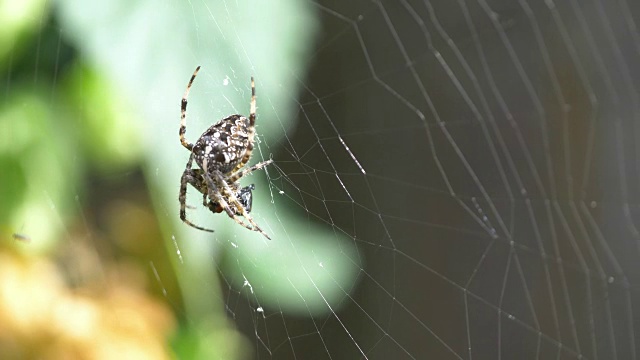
[179,66,273,240]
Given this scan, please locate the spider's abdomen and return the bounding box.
[192,114,251,174]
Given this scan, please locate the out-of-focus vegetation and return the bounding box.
[0,1,184,357]
[0,245,175,359]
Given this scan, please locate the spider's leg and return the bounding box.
[179,66,201,151]
[227,159,273,184]
[203,152,270,240]
[211,186,252,228]
[218,184,271,241]
[202,158,252,228]
[179,156,195,219]
[212,172,271,240]
[187,167,209,207]
[228,196,271,241]
[205,185,251,214]
[231,77,259,175]
[250,76,256,127]
[186,168,205,209]
[179,156,215,232]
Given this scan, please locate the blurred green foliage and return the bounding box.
[0,87,78,251]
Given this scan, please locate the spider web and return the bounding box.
[218,1,640,358]
[7,0,640,359]
[198,1,640,358]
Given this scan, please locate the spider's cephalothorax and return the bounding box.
[179,66,272,239]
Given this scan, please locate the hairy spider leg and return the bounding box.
[179,65,201,151]
[203,157,271,240]
[230,76,258,175]
[179,154,215,232]
[205,184,254,214]
[227,159,274,184]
